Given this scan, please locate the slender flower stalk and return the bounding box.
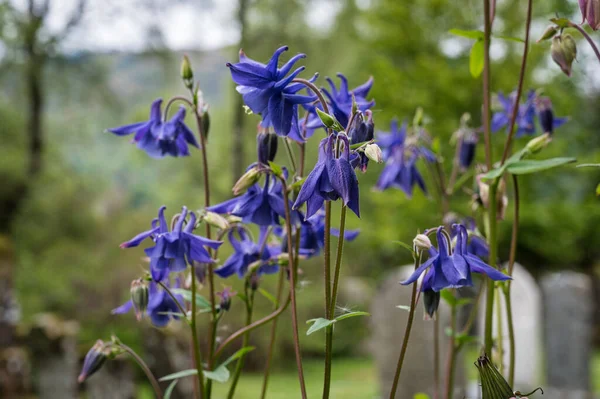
[120,343,164,399]
[484,181,498,356]
[482,0,493,171]
[388,253,422,399]
[280,176,308,399]
[323,204,347,398]
[323,200,333,398]
[260,268,285,399]
[190,263,205,398]
[444,299,457,399]
[496,288,504,374]
[500,0,533,166]
[227,287,256,398]
[434,317,440,399]
[568,21,600,64]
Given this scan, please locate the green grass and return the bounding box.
[211,357,378,398]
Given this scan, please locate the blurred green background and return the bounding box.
[1,0,599,397]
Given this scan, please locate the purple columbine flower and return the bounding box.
[348,110,375,172]
[227,46,317,136]
[112,281,184,327]
[534,96,568,135]
[458,129,478,170]
[293,134,360,219]
[375,152,427,197]
[579,0,600,30]
[491,91,567,137]
[208,170,300,226]
[107,99,199,158]
[215,227,281,278]
[120,206,222,280]
[288,74,375,141]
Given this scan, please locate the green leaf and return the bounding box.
[456,298,473,307]
[334,311,370,322]
[469,39,484,78]
[258,288,278,306]
[306,318,335,335]
[493,34,524,43]
[596,183,600,196]
[506,157,576,175]
[440,290,457,306]
[350,140,373,150]
[290,177,307,190]
[550,17,571,29]
[413,394,431,399]
[455,333,476,346]
[221,346,255,368]
[393,240,416,256]
[170,288,211,309]
[576,163,600,168]
[396,305,411,312]
[159,369,198,382]
[449,28,484,40]
[164,380,178,399]
[268,161,284,178]
[203,366,230,383]
[480,164,507,181]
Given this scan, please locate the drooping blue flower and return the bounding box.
[120,206,222,280]
[348,110,375,172]
[375,152,427,197]
[275,207,360,258]
[491,90,567,137]
[534,96,568,135]
[288,74,375,141]
[215,227,281,278]
[112,281,184,327]
[227,46,317,136]
[401,227,472,292]
[208,171,300,226]
[458,129,478,170]
[107,99,199,158]
[293,134,360,219]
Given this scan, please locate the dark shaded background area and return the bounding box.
[0,0,599,396]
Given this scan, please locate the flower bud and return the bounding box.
[203,211,230,230]
[232,166,261,196]
[551,34,577,77]
[423,290,440,320]
[181,54,194,89]
[349,110,374,145]
[534,96,555,134]
[580,0,600,30]
[78,340,110,383]
[249,273,260,291]
[537,25,558,43]
[130,279,149,321]
[364,143,383,164]
[475,353,517,399]
[525,133,552,154]
[201,104,210,139]
[217,287,236,312]
[413,234,432,251]
[257,127,278,165]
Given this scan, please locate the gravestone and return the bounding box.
[371,265,466,399]
[477,263,543,393]
[541,271,594,399]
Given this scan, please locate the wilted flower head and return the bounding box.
[119,206,222,280]
[227,46,317,136]
[107,99,199,158]
[474,354,543,399]
[579,0,600,30]
[293,134,360,219]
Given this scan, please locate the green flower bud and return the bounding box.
[537,25,558,43]
[551,34,577,77]
[475,354,515,399]
[130,279,149,321]
[232,166,261,196]
[181,54,194,89]
[524,133,552,154]
[202,211,229,230]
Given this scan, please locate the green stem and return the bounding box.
[259,269,285,399]
[444,300,457,399]
[433,317,440,399]
[190,262,206,398]
[495,287,504,375]
[323,204,346,399]
[281,179,307,399]
[482,0,493,171]
[569,22,600,64]
[388,254,422,399]
[120,343,163,399]
[484,182,498,356]
[227,287,255,398]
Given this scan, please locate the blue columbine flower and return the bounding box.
[227,46,317,136]
[120,206,222,280]
[401,225,510,292]
[491,90,567,137]
[288,74,375,141]
[208,170,300,226]
[458,129,478,170]
[112,281,184,327]
[534,96,568,135]
[348,110,375,172]
[293,134,360,219]
[107,99,199,158]
[215,227,281,278]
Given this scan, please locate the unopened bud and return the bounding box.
[537,25,558,43]
[534,96,556,134]
[203,211,230,230]
[413,234,432,251]
[525,133,552,154]
[413,107,425,128]
[423,290,440,320]
[217,287,236,312]
[475,354,516,399]
[551,34,577,77]
[200,104,210,140]
[316,108,337,129]
[78,340,110,383]
[232,167,261,195]
[257,127,278,165]
[364,143,383,164]
[181,55,194,89]
[130,279,149,321]
[249,273,260,291]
